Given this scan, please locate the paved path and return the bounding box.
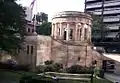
[105,73,120,83]
[38,72,91,81]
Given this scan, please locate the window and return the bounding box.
[80,28,82,38]
[70,29,73,39]
[77,29,79,39]
[31,46,33,54]
[84,28,87,40]
[28,28,30,33]
[32,29,34,33]
[78,57,81,61]
[58,28,60,36]
[92,60,97,65]
[27,45,29,54]
[64,31,67,40]
[26,45,34,54]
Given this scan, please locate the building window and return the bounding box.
[70,29,73,39]
[80,28,82,38]
[78,57,81,61]
[32,29,34,33]
[31,46,33,54]
[28,28,30,33]
[58,28,60,36]
[27,45,29,54]
[26,45,34,55]
[92,60,97,65]
[77,29,79,39]
[84,28,87,40]
[64,31,67,40]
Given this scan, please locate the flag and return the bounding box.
[30,0,36,6]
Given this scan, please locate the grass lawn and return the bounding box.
[0,70,113,83]
[93,78,113,83]
[0,69,35,81]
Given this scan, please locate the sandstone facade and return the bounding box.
[51,11,101,67]
[17,11,102,69]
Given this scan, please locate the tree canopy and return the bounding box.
[33,12,48,25]
[0,0,26,53]
[91,14,108,40]
[36,22,51,36]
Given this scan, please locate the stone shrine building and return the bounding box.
[50,11,101,67]
[17,11,102,69]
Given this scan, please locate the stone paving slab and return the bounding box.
[105,73,120,83]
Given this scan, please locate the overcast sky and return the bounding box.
[17,0,85,21]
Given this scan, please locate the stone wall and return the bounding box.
[17,11,102,69]
[36,35,51,66]
[17,35,102,69]
[51,39,101,68]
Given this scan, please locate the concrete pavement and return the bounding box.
[105,73,120,83]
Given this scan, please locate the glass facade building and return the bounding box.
[85,0,120,40]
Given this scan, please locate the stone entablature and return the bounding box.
[53,11,91,20]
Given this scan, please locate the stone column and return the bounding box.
[54,23,57,39]
[84,24,88,42]
[78,27,80,41]
[88,25,91,42]
[67,23,70,41]
[79,28,82,41]
[51,24,54,37]
[61,24,66,40]
[72,23,75,40]
[81,24,85,42]
[75,23,78,41]
[78,23,82,41]
[60,23,62,39]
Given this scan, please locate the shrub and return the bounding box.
[59,69,66,73]
[44,60,53,65]
[53,63,63,71]
[36,61,63,73]
[44,65,55,72]
[36,65,45,73]
[44,63,63,72]
[0,62,30,71]
[66,65,92,74]
[13,64,30,71]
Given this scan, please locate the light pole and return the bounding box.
[84,24,88,67]
[85,45,87,67]
[84,0,87,13]
[65,26,69,67]
[101,0,105,41]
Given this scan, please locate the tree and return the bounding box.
[44,60,53,65]
[0,0,26,53]
[91,14,108,41]
[33,12,48,24]
[36,22,51,36]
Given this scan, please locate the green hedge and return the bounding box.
[66,65,93,74]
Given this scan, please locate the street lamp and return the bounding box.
[93,46,105,78]
[65,25,70,67]
[101,0,105,41]
[84,24,88,67]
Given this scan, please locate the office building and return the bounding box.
[85,0,120,40]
